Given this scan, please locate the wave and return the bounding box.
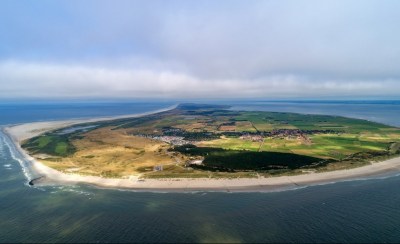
[0,129,37,185]
[49,185,94,197]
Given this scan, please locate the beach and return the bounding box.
[4,109,400,192]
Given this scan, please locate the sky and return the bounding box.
[0,0,400,100]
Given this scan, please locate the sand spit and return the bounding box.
[3,107,400,192]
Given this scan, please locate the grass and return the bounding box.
[22,135,75,157]
[199,137,261,151]
[21,104,400,178]
[55,142,68,155]
[37,136,52,147]
[36,127,186,177]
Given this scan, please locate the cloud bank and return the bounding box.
[1,61,398,99]
[0,0,399,99]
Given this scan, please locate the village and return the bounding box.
[134,126,340,146]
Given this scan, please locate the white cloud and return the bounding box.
[0,60,398,99]
[1,1,400,99]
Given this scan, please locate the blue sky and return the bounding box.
[1,0,400,99]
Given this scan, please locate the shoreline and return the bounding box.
[3,106,400,192]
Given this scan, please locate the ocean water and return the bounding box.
[1,101,400,243]
[230,100,400,127]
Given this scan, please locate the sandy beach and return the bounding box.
[3,108,400,192]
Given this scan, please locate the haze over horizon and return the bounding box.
[1,0,400,99]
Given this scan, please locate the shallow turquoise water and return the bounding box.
[1,101,400,243]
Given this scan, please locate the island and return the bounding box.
[4,104,400,191]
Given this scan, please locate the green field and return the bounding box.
[23,134,76,157]
[22,103,400,178]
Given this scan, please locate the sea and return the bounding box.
[1,100,400,243]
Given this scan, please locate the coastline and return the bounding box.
[3,106,400,192]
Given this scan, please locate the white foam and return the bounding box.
[50,185,94,196]
[0,130,34,185]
